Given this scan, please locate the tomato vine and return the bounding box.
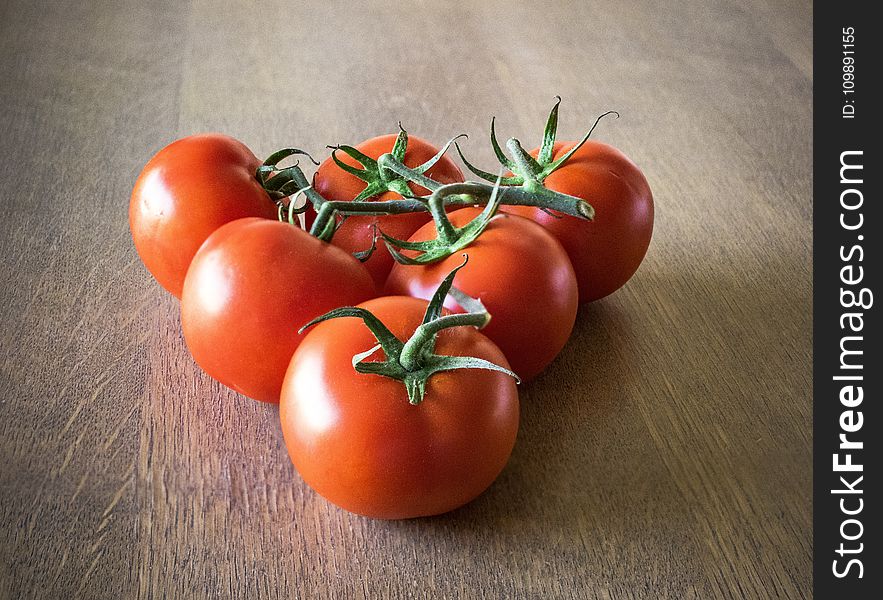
[255,118,598,249]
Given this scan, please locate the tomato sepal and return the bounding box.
[452,142,522,186]
[372,132,466,193]
[536,110,620,180]
[327,125,465,201]
[459,97,619,187]
[349,222,379,262]
[381,180,504,265]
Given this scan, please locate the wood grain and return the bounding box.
[0,0,812,598]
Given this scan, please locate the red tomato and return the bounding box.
[385,209,578,381]
[181,218,376,403]
[280,295,519,519]
[506,141,653,303]
[129,134,277,298]
[312,133,464,286]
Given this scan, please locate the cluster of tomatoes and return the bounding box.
[129,100,654,519]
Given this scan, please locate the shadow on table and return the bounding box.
[385,257,811,568]
[388,299,654,537]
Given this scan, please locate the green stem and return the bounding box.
[516,180,594,220]
[433,182,593,220]
[506,138,542,180]
[308,197,429,243]
[323,185,589,219]
[309,203,337,240]
[399,311,490,371]
[324,199,429,215]
[303,176,592,243]
[428,190,459,244]
[282,165,329,210]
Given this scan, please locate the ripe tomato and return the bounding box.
[385,209,578,381]
[505,140,653,303]
[181,218,376,403]
[280,295,519,519]
[312,133,464,286]
[129,134,277,298]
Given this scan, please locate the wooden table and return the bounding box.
[0,1,812,597]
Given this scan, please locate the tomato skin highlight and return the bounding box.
[312,133,464,286]
[505,140,653,303]
[181,218,376,403]
[384,209,578,382]
[129,134,278,298]
[280,296,519,519]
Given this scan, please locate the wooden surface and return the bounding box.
[0,0,812,598]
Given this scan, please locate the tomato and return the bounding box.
[181,218,376,403]
[505,140,653,303]
[312,133,464,286]
[385,209,578,381]
[280,295,519,519]
[129,134,277,297]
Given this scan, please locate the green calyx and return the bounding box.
[455,97,619,188]
[329,125,466,201]
[299,256,520,405]
[381,179,505,265]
